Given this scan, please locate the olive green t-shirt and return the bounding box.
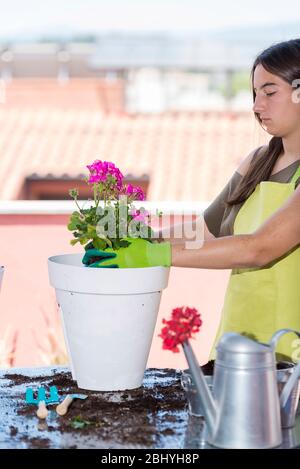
[204,160,300,238]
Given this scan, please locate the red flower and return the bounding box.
[159,306,202,353]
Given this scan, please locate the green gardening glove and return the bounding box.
[82,237,171,268]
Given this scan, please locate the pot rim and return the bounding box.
[48,253,170,294]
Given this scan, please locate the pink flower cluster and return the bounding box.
[129,208,149,223]
[124,184,145,201]
[159,306,202,353]
[86,160,145,201]
[87,160,124,190]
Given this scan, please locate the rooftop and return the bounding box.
[0,79,268,201]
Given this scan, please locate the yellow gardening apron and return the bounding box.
[209,165,300,362]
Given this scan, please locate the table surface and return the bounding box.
[0,366,299,449]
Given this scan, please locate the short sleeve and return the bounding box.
[203,172,242,237]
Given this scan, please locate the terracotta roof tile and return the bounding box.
[0,80,268,201]
[3,79,124,111]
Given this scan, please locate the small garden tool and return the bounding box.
[56,393,88,416]
[25,386,60,419]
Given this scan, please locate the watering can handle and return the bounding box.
[269,328,300,408]
[269,328,300,351]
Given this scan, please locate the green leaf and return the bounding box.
[87,224,97,238]
[70,211,81,219]
[95,231,110,242]
[70,239,79,246]
[119,239,131,248]
[79,236,90,245]
[93,237,107,250]
[68,212,82,230]
[67,222,77,231]
[70,416,92,429]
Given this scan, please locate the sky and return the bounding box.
[0,0,300,39]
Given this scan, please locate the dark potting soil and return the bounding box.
[3,373,40,386]
[2,368,187,448]
[201,360,215,375]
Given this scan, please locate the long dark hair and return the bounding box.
[227,38,300,206]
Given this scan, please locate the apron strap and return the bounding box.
[290,164,300,187]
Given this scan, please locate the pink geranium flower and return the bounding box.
[87,160,124,190]
[123,184,145,201]
[129,208,149,223]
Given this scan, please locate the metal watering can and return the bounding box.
[185,328,300,449]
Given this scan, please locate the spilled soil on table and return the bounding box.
[3,368,187,448]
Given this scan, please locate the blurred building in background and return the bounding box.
[0,35,256,112]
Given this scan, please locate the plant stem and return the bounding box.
[93,184,97,207]
[74,197,83,214]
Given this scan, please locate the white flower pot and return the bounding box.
[48,254,170,391]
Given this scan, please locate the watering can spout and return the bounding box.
[279,360,300,408]
[182,341,216,436]
[269,328,300,410]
